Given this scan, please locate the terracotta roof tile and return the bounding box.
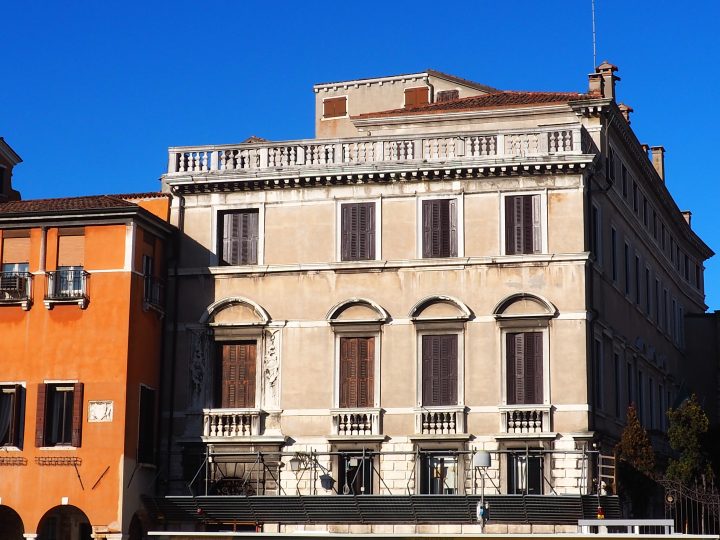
[354,91,588,119]
[0,192,165,215]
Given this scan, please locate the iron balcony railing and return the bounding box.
[45,269,89,301]
[0,272,32,303]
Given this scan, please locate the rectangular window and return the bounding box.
[218,342,256,408]
[36,383,83,447]
[339,337,374,408]
[661,222,666,250]
[340,203,376,261]
[419,452,457,494]
[652,209,658,240]
[663,289,669,332]
[620,163,627,197]
[137,386,156,464]
[505,195,541,255]
[648,377,655,429]
[404,87,429,108]
[593,339,603,411]
[422,335,458,406]
[219,210,259,266]
[1,230,30,265]
[323,96,347,118]
[626,362,634,409]
[635,255,641,306]
[659,383,665,431]
[422,199,457,258]
[655,279,661,324]
[684,254,689,281]
[607,148,615,183]
[637,371,644,426]
[338,453,373,495]
[142,254,154,303]
[695,264,702,291]
[0,384,23,447]
[643,197,649,227]
[645,267,651,315]
[507,453,543,495]
[670,299,677,342]
[613,353,621,418]
[591,205,602,263]
[57,228,85,267]
[624,244,631,295]
[611,227,618,282]
[632,181,638,213]
[506,332,543,405]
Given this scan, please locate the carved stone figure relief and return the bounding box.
[262,329,280,410]
[189,329,210,411]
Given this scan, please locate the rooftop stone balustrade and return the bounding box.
[167,127,584,176]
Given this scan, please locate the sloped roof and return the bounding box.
[354,91,588,119]
[0,192,167,215]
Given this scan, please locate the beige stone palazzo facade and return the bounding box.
[155,64,713,532]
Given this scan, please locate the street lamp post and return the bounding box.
[473,451,491,531]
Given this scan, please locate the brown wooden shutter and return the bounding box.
[71,382,84,447]
[324,97,346,118]
[506,333,516,404]
[35,383,47,447]
[512,333,526,404]
[421,336,433,405]
[342,203,376,261]
[405,88,429,108]
[57,233,85,267]
[357,337,374,407]
[533,333,543,402]
[221,343,256,408]
[339,338,350,408]
[2,237,31,263]
[422,335,457,406]
[422,199,453,258]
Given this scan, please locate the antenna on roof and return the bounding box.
[591,0,598,68]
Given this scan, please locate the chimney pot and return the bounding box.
[650,146,665,181]
[595,61,620,101]
[618,103,633,124]
[588,72,604,97]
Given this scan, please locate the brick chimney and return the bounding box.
[650,146,665,181]
[588,72,604,97]
[596,61,620,100]
[618,103,633,124]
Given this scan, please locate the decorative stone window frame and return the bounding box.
[410,296,471,439]
[210,203,266,267]
[200,296,278,417]
[334,199,382,263]
[327,298,388,441]
[415,194,465,259]
[493,294,557,437]
[499,190,549,256]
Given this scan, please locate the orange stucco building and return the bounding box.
[0,183,173,540]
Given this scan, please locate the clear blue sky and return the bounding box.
[2,1,719,310]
